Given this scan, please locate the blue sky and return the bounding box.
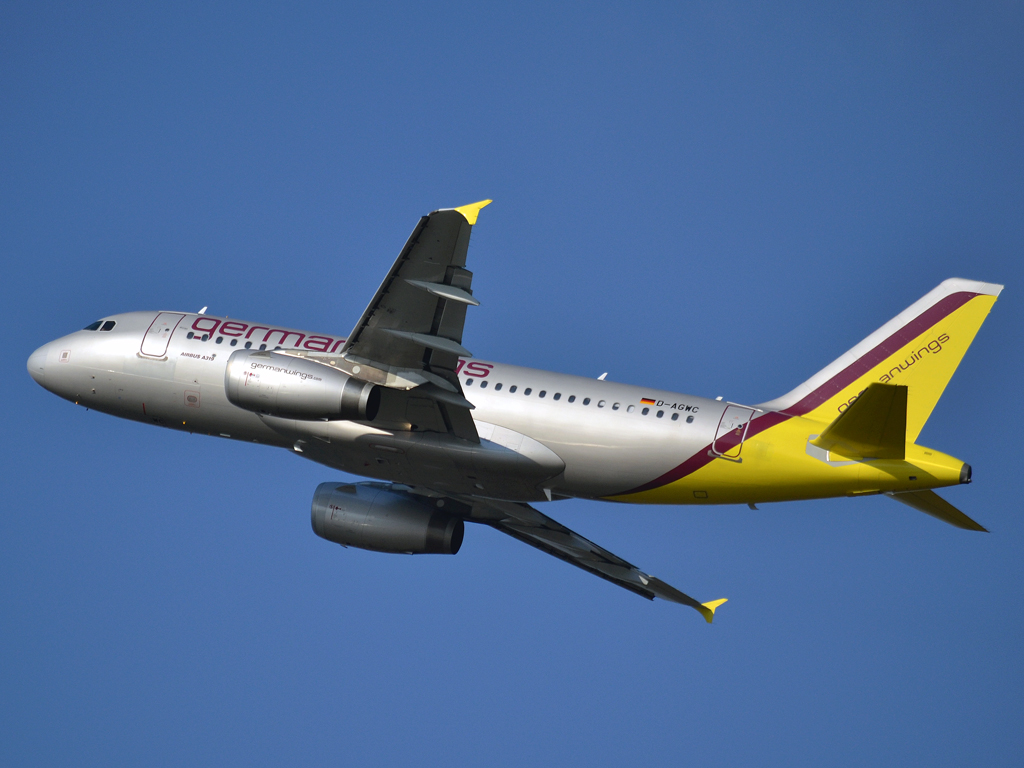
[3,2,1022,765]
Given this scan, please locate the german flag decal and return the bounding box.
[640,398,656,405]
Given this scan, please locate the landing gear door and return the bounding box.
[712,405,755,459]
[140,313,185,358]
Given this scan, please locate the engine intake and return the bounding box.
[311,482,464,555]
[225,350,380,421]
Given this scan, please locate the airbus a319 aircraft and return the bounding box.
[28,201,1002,622]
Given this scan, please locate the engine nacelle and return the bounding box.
[311,482,464,555]
[225,350,380,421]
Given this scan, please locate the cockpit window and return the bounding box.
[100,320,116,331]
[83,321,103,331]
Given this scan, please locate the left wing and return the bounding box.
[339,200,491,442]
[460,496,727,623]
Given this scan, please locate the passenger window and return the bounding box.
[244,341,252,349]
[230,339,238,346]
[642,407,650,415]
[598,400,606,408]
[259,343,266,350]
[480,380,488,388]
[215,336,223,344]
[539,390,546,398]
[686,415,694,423]
[465,378,473,386]
[657,410,664,418]
[100,320,116,331]
[83,321,103,331]
[583,398,590,405]
[187,332,194,339]
[495,383,503,391]
[627,405,635,413]
[553,393,561,400]
[524,388,532,395]
[568,395,576,403]
[612,403,620,410]
[671,413,679,421]
[510,385,517,393]
[202,335,209,342]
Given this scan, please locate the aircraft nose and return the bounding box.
[27,343,49,385]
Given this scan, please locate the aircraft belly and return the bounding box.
[258,417,565,501]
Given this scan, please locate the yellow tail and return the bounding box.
[761,279,1002,441]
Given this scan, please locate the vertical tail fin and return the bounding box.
[760,279,1002,441]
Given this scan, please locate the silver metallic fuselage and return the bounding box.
[28,311,724,502]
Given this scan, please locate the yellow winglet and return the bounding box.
[454,199,492,225]
[698,598,728,624]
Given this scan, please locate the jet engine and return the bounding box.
[311,482,464,555]
[225,350,380,421]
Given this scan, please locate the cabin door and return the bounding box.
[140,313,185,358]
[712,405,755,459]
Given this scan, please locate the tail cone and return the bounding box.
[960,463,972,484]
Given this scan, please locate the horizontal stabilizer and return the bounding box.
[886,490,988,532]
[811,383,907,459]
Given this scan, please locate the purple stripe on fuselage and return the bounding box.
[617,411,788,496]
[614,291,978,496]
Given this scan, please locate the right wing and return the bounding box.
[460,496,727,623]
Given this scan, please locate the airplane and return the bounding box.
[26,200,1002,623]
